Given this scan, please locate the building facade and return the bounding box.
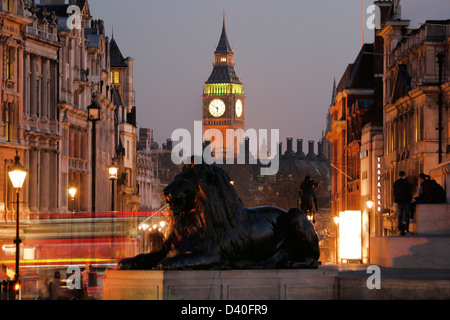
[326,0,390,263]
[0,0,31,221]
[380,15,450,233]
[0,0,139,222]
[327,44,377,223]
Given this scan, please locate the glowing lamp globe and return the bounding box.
[8,152,27,189]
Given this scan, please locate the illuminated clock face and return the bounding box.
[209,99,226,118]
[235,100,243,118]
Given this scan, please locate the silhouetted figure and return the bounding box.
[393,171,412,236]
[48,271,62,300]
[299,175,318,213]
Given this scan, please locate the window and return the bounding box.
[419,106,424,141]
[111,70,120,84]
[362,171,368,180]
[5,103,14,142]
[6,0,15,12]
[6,47,14,80]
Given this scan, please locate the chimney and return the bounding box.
[278,142,283,158]
[308,141,315,157]
[286,138,294,155]
[296,139,305,156]
[166,139,173,151]
[318,141,324,158]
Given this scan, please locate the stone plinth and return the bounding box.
[370,235,450,269]
[410,204,450,235]
[371,204,450,269]
[103,267,339,300]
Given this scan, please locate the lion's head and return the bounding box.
[163,163,251,259]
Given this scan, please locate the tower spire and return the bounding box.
[215,11,233,54]
[331,77,337,106]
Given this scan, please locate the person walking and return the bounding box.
[393,171,412,236]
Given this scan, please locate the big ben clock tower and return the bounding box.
[203,15,245,159]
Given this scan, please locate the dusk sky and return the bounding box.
[87,0,450,147]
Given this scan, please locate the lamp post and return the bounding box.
[108,163,119,212]
[334,216,340,264]
[68,187,77,264]
[87,95,101,214]
[108,162,119,259]
[69,187,77,213]
[8,151,27,299]
[87,94,101,269]
[366,198,374,264]
[437,53,444,164]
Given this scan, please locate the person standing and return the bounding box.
[393,171,412,236]
[48,271,62,300]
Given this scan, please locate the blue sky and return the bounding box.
[86,0,450,146]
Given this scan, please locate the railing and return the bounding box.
[25,25,59,43]
[68,158,89,172]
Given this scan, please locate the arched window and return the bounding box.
[111,70,120,84]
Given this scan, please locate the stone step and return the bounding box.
[370,235,450,269]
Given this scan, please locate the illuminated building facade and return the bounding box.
[0,0,140,221]
[327,0,390,263]
[0,1,30,221]
[380,17,450,233]
[327,44,378,226]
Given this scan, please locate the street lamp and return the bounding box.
[88,95,101,269]
[68,187,77,264]
[69,187,77,213]
[334,216,340,264]
[8,151,27,299]
[108,164,119,211]
[87,95,101,214]
[366,199,374,210]
[366,198,374,264]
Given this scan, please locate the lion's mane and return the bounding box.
[176,164,252,261]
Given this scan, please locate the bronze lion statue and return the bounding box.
[118,163,320,270]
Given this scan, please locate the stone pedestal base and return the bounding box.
[103,267,339,300]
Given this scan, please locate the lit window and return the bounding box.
[6,47,14,80]
[220,58,227,62]
[5,103,14,142]
[111,70,120,84]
